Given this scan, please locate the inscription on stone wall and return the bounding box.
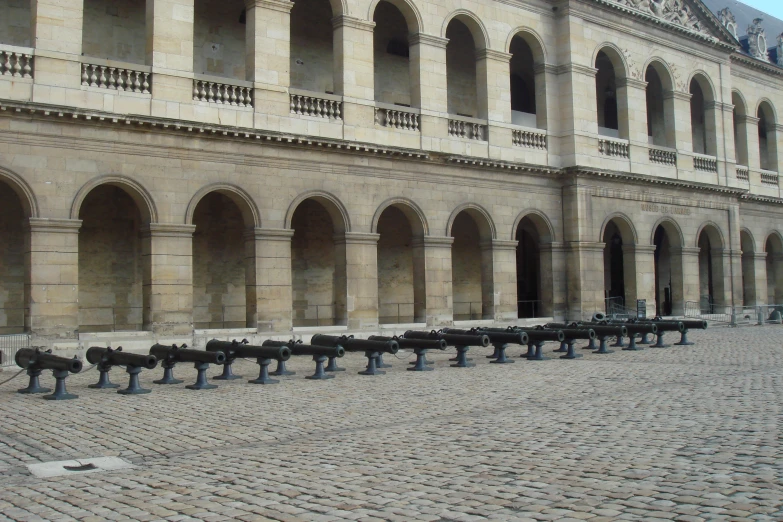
[640,203,692,215]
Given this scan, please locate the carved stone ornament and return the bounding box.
[778,33,783,66]
[613,0,707,34]
[717,7,737,40]
[747,18,769,62]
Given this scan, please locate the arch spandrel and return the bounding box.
[71,175,157,223]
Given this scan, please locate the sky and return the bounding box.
[734,0,783,20]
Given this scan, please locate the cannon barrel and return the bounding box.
[86,347,158,369]
[15,348,83,373]
[402,329,490,347]
[289,343,345,358]
[678,319,708,330]
[556,328,596,340]
[370,335,447,350]
[208,339,291,361]
[526,329,565,342]
[311,334,399,354]
[445,327,528,345]
[582,324,627,338]
[149,344,226,365]
[638,320,685,333]
[614,322,657,335]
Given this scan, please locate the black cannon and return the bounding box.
[522,327,565,360]
[604,321,658,351]
[149,343,226,390]
[404,330,489,368]
[636,319,685,348]
[544,325,596,359]
[86,346,158,395]
[370,335,447,372]
[263,340,346,380]
[311,334,399,375]
[15,348,83,400]
[580,323,627,354]
[446,327,529,364]
[207,339,292,385]
[665,319,707,345]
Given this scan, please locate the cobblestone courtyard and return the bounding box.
[1,327,781,521]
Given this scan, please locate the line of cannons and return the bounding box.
[10,317,707,400]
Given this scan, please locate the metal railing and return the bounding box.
[292,303,347,328]
[1,333,30,367]
[453,301,483,321]
[78,307,144,333]
[379,302,424,325]
[193,305,248,329]
[517,300,543,318]
[683,300,758,326]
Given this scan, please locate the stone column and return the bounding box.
[539,242,566,319]
[414,236,453,326]
[667,245,686,316]
[769,253,783,303]
[146,0,195,113]
[625,244,657,317]
[31,0,84,90]
[533,64,555,133]
[718,101,737,179]
[25,219,81,343]
[666,90,693,168]
[711,247,732,308]
[741,251,758,305]
[773,123,783,178]
[752,252,769,305]
[482,239,517,322]
[678,246,701,310]
[245,228,293,332]
[741,115,761,171]
[140,224,195,336]
[734,112,751,167]
[245,0,293,120]
[337,232,380,330]
[333,16,375,134]
[618,78,648,167]
[558,64,598,166]
[409,34,449,144]
[565,242,606,321]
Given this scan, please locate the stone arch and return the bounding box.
[688,71,716,101]
[732,89,748,116]
[185,183,261,228]
[643,57,675,91]
[505,27,547,63]
[371,197,428,237]
[593,43,629,79]
[739,228,758,306]
[756,98,778,122]
[598,212,638,244]
[441,10,489,50]
[368,0,422,34]
[740,228,756,253]
[764,231,783,304]
[0,166,39,218]
[71,175,157,223]
[329,0,348,16]
[511,209,555,243]
[764,230,783,252]
[285,190,351,233]
[695,221,725,248]
[446,203,496,240]
[650,216,684,247]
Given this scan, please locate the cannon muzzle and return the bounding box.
[639,320,685,333]
[149,344,226,365]
[86,347,158,369]
[526,329,565,342]
[474,328,529,345]
[557,328,596,341]
[439,332,490,347]
[16,348,83,373]
[288,343,345,358]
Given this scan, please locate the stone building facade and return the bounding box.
[0,0,782,349]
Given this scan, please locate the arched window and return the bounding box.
[83,0,146,65]
[290,0,336,93]
[689,75,717,156]
[193,0,246,80]
[446,19,480,118]
[595,50,626,138]
[644,63,675,148]
[373,1,417,107]
[757,102,778,172]
[732,92,749,167]
[509,33,545,128]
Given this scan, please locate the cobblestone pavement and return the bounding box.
[1,327,782,521]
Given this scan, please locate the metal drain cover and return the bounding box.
[27,457,135,478]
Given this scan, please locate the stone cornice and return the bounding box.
[445,155,558,176]
[741,193,783,205]
[412,236,454,248]
[663,90,692,102]
[554,63,598,77]
[533,63,559,75]
[736,115,760,125]
[335,232,380,245]
[245,228,295,241]
[730,52,783,78]
[332,16,375,31]
[26,218,82,233]
[475,49,512,63]
[245,0,293,13]
[617,77,647,90]
[408,33,448,49]
[141,224,196,238]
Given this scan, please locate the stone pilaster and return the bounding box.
[409,34,449,145]
[245,0,293,121]
[25,218,81,342]
[739,115,761,171]
[414,236,453,326]
[333,16,375,136]
[565,241,606,321]
[140,224,196,336]
[336,232,380,330]
[618,78,648,154]
[666,91,693,166]
[483,239,517,322]
[677,246,702,310]
[539,242,566,319]
[625,244,657,316]
[31,0,84,90]
[752,252,769,305]
[711,247,732,308]
[245,228,294,332]
[147,0,196,111]
[768,253,783,303]
[557,63,598,166]
[533,63,556,133]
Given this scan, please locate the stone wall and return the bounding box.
[78,185,144,332]
[0,181,25,333]
[193,0,247,79]
[0,0,31,48]
[82,0,146,63]
[290,0,334,93]
[192,192,246,328]
[373,1,411,106]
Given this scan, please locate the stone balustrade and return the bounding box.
[598,137,630,158]
[693,153,718,173]
[193,76,253,108]
[736,166,749,181]
[290,89,342,120]
[374,104,420,131]
[448,116,486,141]
[81,61,151,94]
[760,170,779,185]
[512,127,547,149]
[649,146,677,166]
[0,48,33,78]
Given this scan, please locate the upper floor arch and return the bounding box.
[592,43,629,79]
[643,58,675,91]
[371,197,428,237]
[285,190,351,234]
[367,0,422,34]
[446,203,496,240]
[0,166,39,219]
[185,183,261,229]
[71,175,157,224]
[505,27,547,63]
[441,10,490,50]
